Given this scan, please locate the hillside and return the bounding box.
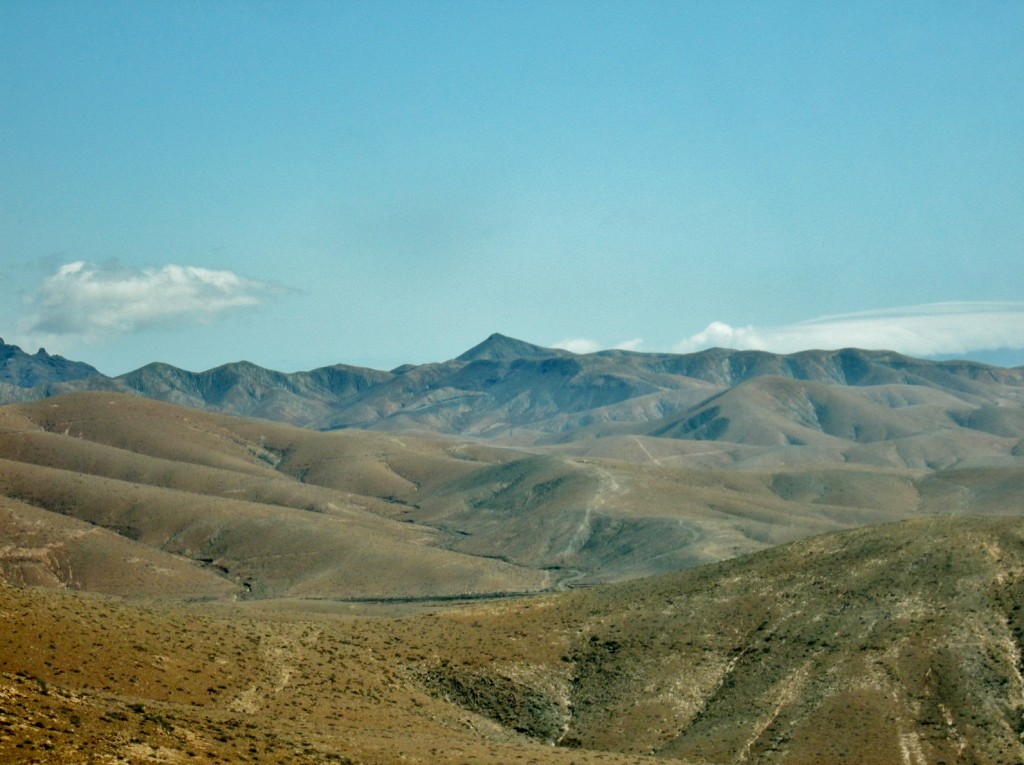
[405,514,1024,763]
[2,391,1024,598]
[0,340,103,388]
[0,394,549,600]
[2,515,1023,763]
[0,340,1023,763]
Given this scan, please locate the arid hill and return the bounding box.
[2,391,1024,597]
[2,338,1024,763]
[0,394,549,600]
[2,514,1023,763]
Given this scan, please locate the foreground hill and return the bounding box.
[409,514,1024,763]
[2,514,1023,763]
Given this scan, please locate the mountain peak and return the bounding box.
[455,333,563,362]
[0,339,104,387]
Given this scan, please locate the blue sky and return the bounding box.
[1,1,1022,374]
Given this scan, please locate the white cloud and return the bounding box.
[614,337,644,352]
[673,302,1024,357]
[555,337,602,354]
[16,261,284,350]
[554,337,644,354]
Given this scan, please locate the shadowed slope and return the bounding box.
[118,359,390,425]
[0,341,103,388]
[403,515,1024,764]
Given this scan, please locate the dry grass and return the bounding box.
[0,582,669,764]
[3,515,1024,763]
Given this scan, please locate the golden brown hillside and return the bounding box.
[2,392,1024,762]
[3,515,1024,763]
[3,392,1024,599]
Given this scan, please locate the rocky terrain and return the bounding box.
[1,337,1024,762]
[0,341,109,403]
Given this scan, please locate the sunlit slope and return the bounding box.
[388,445,1024,583]
[0,496,238,599]
[0,583,663,765]
[647,376,1024,467]
[403,515,1024,764]
[4,515,1023,763]
[3,392,1024,595]
[0,394,548,599]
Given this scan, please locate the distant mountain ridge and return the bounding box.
[0,338,104,388]
[3,346,1024,762]
[1,334,1022,448]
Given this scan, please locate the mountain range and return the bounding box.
[3,333,1023,453]
[3,335,1024,762]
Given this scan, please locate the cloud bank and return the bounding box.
[554,304,1023,361]
[17,261,283,349]
[673,302,1024,357]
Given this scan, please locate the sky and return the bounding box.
[1,1,1022,375]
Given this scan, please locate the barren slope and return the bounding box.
[3,392,1024,595]
[0,394,548,599]
[0,496,238,599]
[400,515,1024,764]
[3,515,1024,763]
